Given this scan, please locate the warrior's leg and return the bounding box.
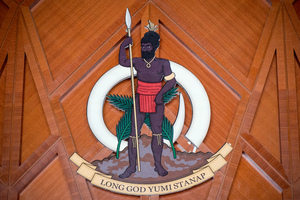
[149,104,168,177]
[119,95,145,179]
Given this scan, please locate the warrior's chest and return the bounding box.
[136,62,164,75]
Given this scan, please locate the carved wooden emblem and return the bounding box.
[70,9,232,196]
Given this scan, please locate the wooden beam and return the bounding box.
[275,6,291,181]
[283,0,300,37]
[284,3,300,198]
[0,0,18,48]
[246,1,280,90]
[10,9,25,184]
[10,139,81,199]
[20,6,53,92]
[240,27,277,134]
[240,133,290,189]
[21,6,59,137]
[0,4,18,187]
[217,146,242,199]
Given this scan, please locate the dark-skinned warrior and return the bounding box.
[118,22,176,179]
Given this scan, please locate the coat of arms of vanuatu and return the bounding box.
[70,8,232,196]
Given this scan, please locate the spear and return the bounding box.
[125,8,141,172]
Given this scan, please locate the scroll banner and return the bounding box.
[70,143,232,196]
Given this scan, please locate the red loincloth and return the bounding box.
[137,80,162,113]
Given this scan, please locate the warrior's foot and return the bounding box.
[154,165,168,177]
[119,166,136,179]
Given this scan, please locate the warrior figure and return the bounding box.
[118,22,176,179]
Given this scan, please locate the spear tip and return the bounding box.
[125,8,131,29]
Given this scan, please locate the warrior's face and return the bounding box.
[141,42,156,60]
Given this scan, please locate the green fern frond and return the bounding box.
[144,113,150,128]
[163,87,178,104]
[106,94,132,112]
[116,110,131,159]
[161,116,173,142]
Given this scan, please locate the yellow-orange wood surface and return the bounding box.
[0,0,300,199]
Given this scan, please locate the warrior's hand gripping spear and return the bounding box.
[125,8,141,172]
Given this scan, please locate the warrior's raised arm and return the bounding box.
[119,37,133,67]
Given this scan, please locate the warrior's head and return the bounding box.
[141,21,160,60]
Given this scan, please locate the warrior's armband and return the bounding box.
[164,72,175,81]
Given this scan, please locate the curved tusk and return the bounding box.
[87,65,133,152]
[169,61,211,148]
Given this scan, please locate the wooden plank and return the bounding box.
[275,6,291,181]
[11,135,59,184]
[0,7,17,186]
[50,96,76,156]
[0,0,18,48]
[153,0,271,90]
[217,142,242,199]
[21,7,60,137]
[0,181,8,199]
[29,0,148,94]
[250,54,281,161]
[52,94,93,199]
[207,171,223,200]
[210,91,250,198]
[19,0,37,7]
[150,2,250,96]
[9,7,62,185]
[240,25,277,134]
[69,162,93,200]
[20,59,52,163]
[215,5,282,199]
[85,144,112,162]
[246,1,281,90]
[284,0,300,37]
[10,9,25,183]
[240,134,290,189]
[228,154,282,200]
[13,0,23,5]
[20,6,53,92]
[49,4,146,98]
[284,4,300,198]
[10,140,81,199]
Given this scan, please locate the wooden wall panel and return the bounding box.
[10,140,80,199]
[228,155,282,200]
[293,0,300,19]
[0,57,6,164]
[0,0,17,47]
[21,59,51,163]
[153,0,271,89]
[0,1,9,28]
[19,157,73,200]
[296,58,300,155]
[250,54,280,161]
[30,0,147,93]
[0,9,17,187]
[284,4,300,198]
[0,0,299,199]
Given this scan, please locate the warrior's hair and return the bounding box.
[141,31,160,50]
